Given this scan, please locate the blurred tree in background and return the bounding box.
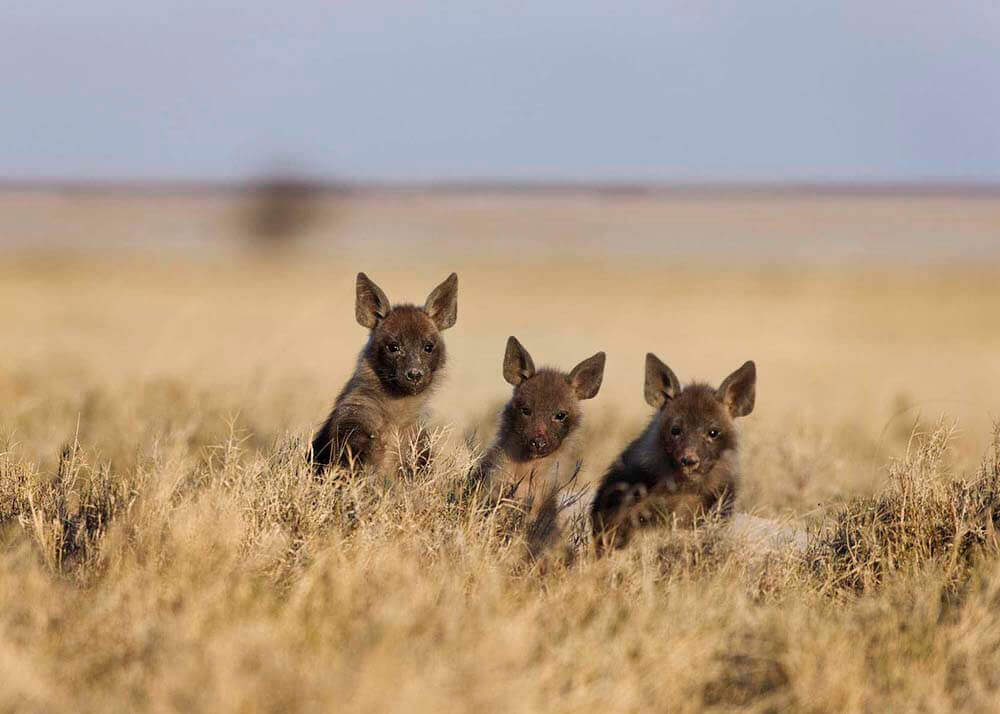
[243,172,348,253]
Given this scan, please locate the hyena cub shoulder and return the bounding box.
[310,272,458,476]
[471,337,605,554]
[591,355,756,551]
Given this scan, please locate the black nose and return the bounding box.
[680,455,699,467]
[405,369,423,382]
[530,437,548,452]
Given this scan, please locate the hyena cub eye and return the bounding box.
[670,425,683,436]
[520,405,532,416]
[553,410,568,422]
[386,341,401,354]
[423,341,435,353]
[708,428,721,439]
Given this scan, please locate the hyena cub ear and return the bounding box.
[423,272,459,330]
[717,360,756,417]
[503,336,536,386]
[568,352,606,400]
[356,272,392,328]
[644,353,681,409]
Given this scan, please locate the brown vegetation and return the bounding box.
[2,193,1000,711]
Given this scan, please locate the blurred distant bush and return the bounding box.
[243,175,345,250]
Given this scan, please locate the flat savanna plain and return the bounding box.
[2,191,1000,712]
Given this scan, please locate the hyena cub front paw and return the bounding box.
[335,423,376,467]
[622,484,655,526]
[592,481,643,551]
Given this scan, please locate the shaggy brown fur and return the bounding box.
[471,337,605,555]
[310,272,458,475]
[592,355,756,552]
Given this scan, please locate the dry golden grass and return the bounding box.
[2,191,1000,711]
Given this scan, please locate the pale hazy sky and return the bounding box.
[3,1,999,182]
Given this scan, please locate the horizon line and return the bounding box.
[2,177,1000,198]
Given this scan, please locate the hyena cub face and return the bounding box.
[644,354,756,478]
[357,272,458,396]
[502,336,605,459]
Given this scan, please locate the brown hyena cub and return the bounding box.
[310,272,458,476]
[591,355,756,552]
[470,337,605,555]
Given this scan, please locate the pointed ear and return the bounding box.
[644,353,681,409]
[424,273,458,330]
[355,273,391,329]
[568,352,606,400]
[502,336,535,386]
[717,360,756,418]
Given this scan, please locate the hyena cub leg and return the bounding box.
[397,425,434,480]
[525,488,562,561]
[310,413,379,474]
[525,461,589,563]
[464,445,509,506]
[592,478,649,553]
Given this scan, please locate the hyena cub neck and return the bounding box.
[476,336,606,502]
[592,355,756,551]
[310,271,458,474]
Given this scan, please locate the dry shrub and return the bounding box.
[0,438,139,576]
[808,421,1000,595]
